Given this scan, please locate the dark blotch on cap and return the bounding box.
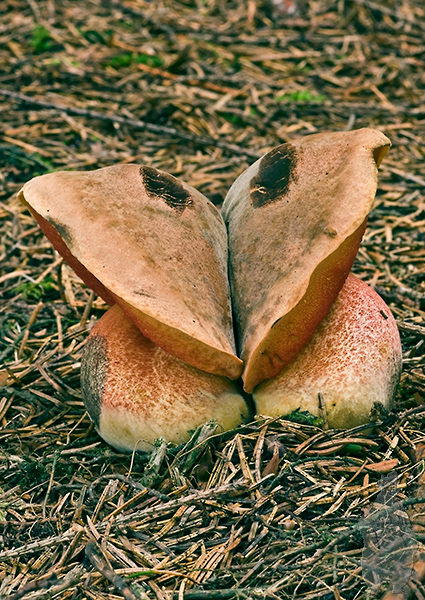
[140,166,193,214]
[47,219,74,250]
[81,334,108,429]
[250,144,298,208]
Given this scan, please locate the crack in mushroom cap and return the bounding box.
[222,128,391,392]
[19,164,243,380]
[81,304,248,452]
[253,274,402,429]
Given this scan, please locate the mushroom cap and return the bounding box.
[222,128,391,392]
[19,165,242,380]
[81,304,248,452]
[253,274,402,429]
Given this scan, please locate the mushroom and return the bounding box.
[18,129,400,449]
[81,304,248,452]
[222,128,391,393]
[253,274,402,429]
[18,165,242,380]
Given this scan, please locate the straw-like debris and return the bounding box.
[1,0,425,598]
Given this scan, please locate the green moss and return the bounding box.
[106,52,165,69]
[219,112,245,126]
[14,277,57,301]
[30,25,53,53]
[276,90,326,104]
[285,409,323,427]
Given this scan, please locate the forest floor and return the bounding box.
[1,0,425,598]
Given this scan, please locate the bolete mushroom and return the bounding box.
[222,128,391,393]
[253,274,402,429]
[18,128,400,449]
[18,165,243,380]
[81,304,248,452]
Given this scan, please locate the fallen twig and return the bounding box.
[0,89,260,160]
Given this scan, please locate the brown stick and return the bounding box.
[0,89,260,160]
[6,566,84,600]
[85,541,139,600]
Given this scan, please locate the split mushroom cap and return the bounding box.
[222,127,391,393]
[81,304,248,452]
[19,165,242,380]
[253,274,402,429]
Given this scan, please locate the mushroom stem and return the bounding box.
[253,274,402,429]
[81,304,248,452]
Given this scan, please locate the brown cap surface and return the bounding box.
[19,165,242,379]
[253,274,402,429]
[222,128,391,392]
[81,305,248,452]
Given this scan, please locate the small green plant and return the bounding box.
[285,409,323,427]
[219,112,245,126]
[276,90,326,104]
[47,57,62,67]
[14,278,57,301]
[32,154,56,175]
[342,443,364,454]
[30,25,53,53]
[106,52,165,69]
